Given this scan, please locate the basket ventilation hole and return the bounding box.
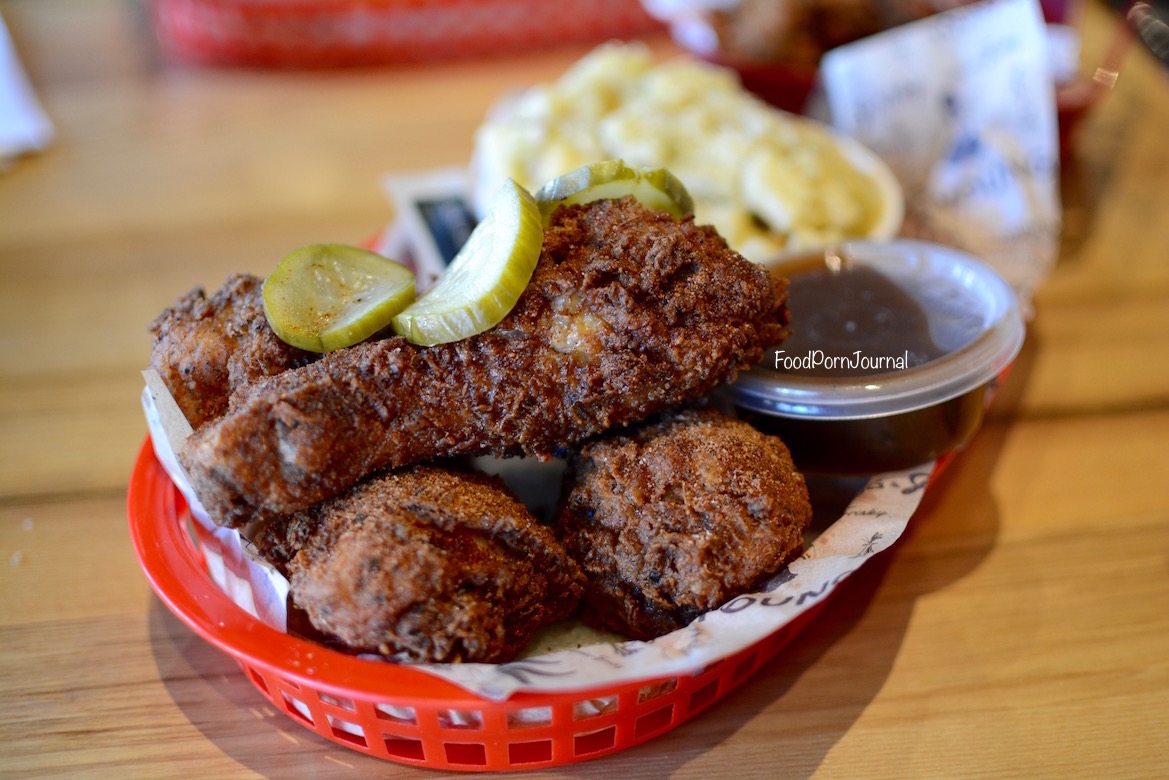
[634,705,675,739]
[374,703,417,725]
[319,692,356,711]
[573,695,618,721]
[281,693,313,726]
[574,726,616,756]
[444,742,487,766]
[508,706,553,728]
[245,666,269,695]
[437,709,483,730]
[327,715,367,748]
[733,654,757,682]
[689,679,720,713]
[508,739,553,765]
[638,678,678,703]
[384,736,425,761]
[770,627,794,656]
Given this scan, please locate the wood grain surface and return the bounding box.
[1,0,1167,777]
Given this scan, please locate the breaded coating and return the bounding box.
[149,273,316,429]
[555,409,812,640]
[253,465,585,664]
[182,198,788,527]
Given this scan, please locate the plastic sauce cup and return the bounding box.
[726,240,1025,474]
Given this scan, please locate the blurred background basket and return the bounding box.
[148,0,665,67]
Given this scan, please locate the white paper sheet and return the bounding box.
[0,13,54,169]
[820,0,1061,315]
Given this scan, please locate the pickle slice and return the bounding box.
[262,244,416,353]
[392,179,543,346]
[534,159,694,224]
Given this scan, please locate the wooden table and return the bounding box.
[2,1,1167,776]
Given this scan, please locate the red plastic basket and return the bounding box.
[127,436,832,771]
[148,0,665,68]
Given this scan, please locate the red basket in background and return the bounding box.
[148,0,665,68]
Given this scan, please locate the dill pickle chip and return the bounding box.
[534,159,694,224]
[262,243,416,353]
[391,179,543,347]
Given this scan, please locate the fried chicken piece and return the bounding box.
[252,465,585,663]
[149,273,317,429]
[181,198,788,528]
[555,408,812,640]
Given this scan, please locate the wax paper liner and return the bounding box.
[142,370,931,701]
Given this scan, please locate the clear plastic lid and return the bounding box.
[727,240,1026,420]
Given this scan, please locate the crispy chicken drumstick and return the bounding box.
[172,198,788,527]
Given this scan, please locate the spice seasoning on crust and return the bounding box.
[253,465,585,664]
[555,408,812,641]
[178,198,789,528]
[149,273,317,430]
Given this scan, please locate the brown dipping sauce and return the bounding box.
[741,384,988,475]
[776,254,947,377]
[734,250,992,475]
